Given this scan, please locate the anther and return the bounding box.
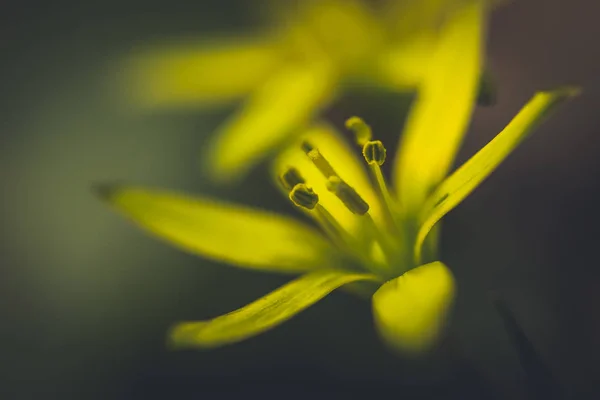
[279,167,305,190]
[289,184,319,210]
[345,116,372,146]
[327,176,369,215]
[302,141,337,178]
[362,140,386,166]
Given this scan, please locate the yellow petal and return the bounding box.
[414,87,579,263]
[372,261,455,353]
[383,0,465,39]
[96,185,342,273]
[169,270,376,348]
[272,123,384,235]
[376,34,436,89]
[383,0,505,40]
[124,37,281,108]
[283,0,382,68]
[205,62,337,182]
[377,0,461,88]
[393,0,486,214]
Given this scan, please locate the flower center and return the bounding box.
[278,117,413,279]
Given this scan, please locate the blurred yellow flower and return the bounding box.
[100,0,578,353]
[124,0,494,182]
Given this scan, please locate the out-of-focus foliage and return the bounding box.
[124,0,493,182]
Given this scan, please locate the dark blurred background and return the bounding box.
[2,0,599,398]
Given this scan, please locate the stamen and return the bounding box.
[289,184,319,210]
[279,167,305,190]
[300,140,370,215]
[297,137,396,273]
[345,116,400,233]
[362,140,397,221]
[288,183,338,239]
[287,182,370,267]
[345,116,372,146]
[325,175,395,273]
[315,205,353,247]
[326,176,369,215]
[315,204,383,271]
[301,141,337,178]
[362,141,386,166]
[314,205,343,237]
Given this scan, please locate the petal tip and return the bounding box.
[92,182,124,202]
[561,86,582,97]
[167,322,209,351]
[199,148,243,185]
[544,85,582,98]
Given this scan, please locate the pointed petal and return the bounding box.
[96,185,342,273]
[205,63,337,182]
[379,0,504,90]
[372,261,455,353]
[415,87,579,262]
[393,0,486,213]
[169,270,376,348]
[272,123,384,235]
[124,37,281,108]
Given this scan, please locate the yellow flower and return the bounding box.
[100,1,578,353]
[124,0,495,182]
